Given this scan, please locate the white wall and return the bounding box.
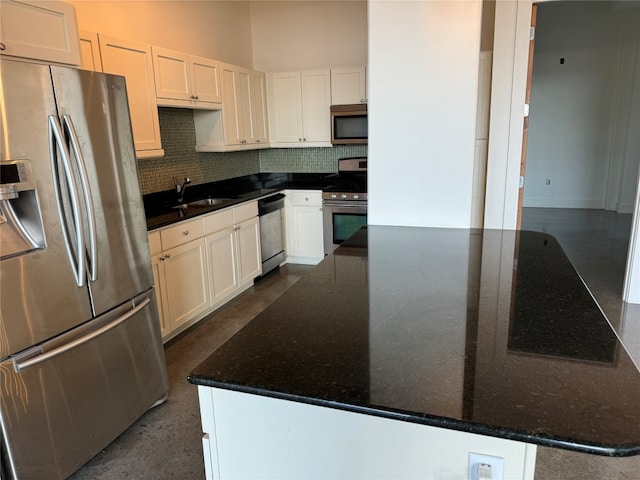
[524,1,640,211]
[69,0,254,67]
[367,0,482,228]
[250,1,367,72]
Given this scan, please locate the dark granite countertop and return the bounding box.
[188,226,640,457]
[144,173,344,230]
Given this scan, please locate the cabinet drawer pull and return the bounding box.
[183,230,189,236]
[0,43,6,51]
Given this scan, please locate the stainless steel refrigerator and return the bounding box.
[0,58,168,479]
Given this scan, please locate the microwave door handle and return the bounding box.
[49,115,85,287]
[63,115,97,282]
[0,199,42,250]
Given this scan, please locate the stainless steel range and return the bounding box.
[323,157,367,254]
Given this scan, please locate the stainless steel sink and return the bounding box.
[172,198,233,210]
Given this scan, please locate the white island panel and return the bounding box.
[198,386,536,480]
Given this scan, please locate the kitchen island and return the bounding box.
[188,226,640,479]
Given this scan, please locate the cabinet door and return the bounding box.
[251,70,269,144]
[151,252,170,339]
[152,46,192,102]
[221,64,242,145]
[99,35,163,158]
[331,67,367,105]
[191,56,222,104]
[237,67,254,143]
[0,0,81,65]
[79,30,102,72]
[206,227,239,306]
[162,238,211,331]
[301,69,331,142]
[268,71,303,143]
[236,216,262,286]
[289,205,324,260]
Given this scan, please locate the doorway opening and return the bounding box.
[520,1,640,309]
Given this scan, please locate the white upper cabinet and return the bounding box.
[331,66,367,105]
[268,69,331,147]
[220,63,253,145]
[194,64,269,151]
[268,71,303,144]
[152,46,221,109]
[78,30,102,72]
[250,70,269,144]
[0,0,81,65]
[99,35,163,158]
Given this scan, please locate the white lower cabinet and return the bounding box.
[148,201,261,341]
[159,238,211,333]
[285,190,324,265]
[151,218,210,340]
[204,203,262,308]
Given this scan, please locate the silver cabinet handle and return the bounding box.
[13,297,151,372]
[49,115,85,287]
[63,115,98,282]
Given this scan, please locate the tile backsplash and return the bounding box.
[137,108,260,194]
[259,144,367,173]
[137,108,367,194]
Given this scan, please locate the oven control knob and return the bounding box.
[353,194,359,199]
[331,194,337,199]
[341,194,347,199]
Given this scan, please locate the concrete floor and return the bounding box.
[71,208,640,479]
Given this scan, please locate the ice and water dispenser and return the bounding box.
[0,159,45,259]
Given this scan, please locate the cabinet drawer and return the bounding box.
[161,218,204,250]
[288,190,322,207]
[203,208,234,236]
[233,202,258,224]
[148,231,162,256]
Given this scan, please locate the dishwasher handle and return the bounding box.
[258,193,285,216]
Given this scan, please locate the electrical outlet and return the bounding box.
[468,453,504,480]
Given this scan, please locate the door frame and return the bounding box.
[485,0,640,304]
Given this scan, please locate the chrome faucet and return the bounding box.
[174,177,192,204]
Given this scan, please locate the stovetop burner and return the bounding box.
[322,156,367,201]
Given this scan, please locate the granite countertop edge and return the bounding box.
[186,375,640,457]
[144,173,338,231]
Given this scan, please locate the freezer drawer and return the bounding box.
[0,290,168,480]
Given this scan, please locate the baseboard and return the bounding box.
[523,198,605,209]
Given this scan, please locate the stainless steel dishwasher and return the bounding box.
[258,193,286,276]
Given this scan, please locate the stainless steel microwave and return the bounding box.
[330,104,367,145]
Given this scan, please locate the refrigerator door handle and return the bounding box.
[62,114,98,282]
[49,115,85,287]
[13,296,152,373]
